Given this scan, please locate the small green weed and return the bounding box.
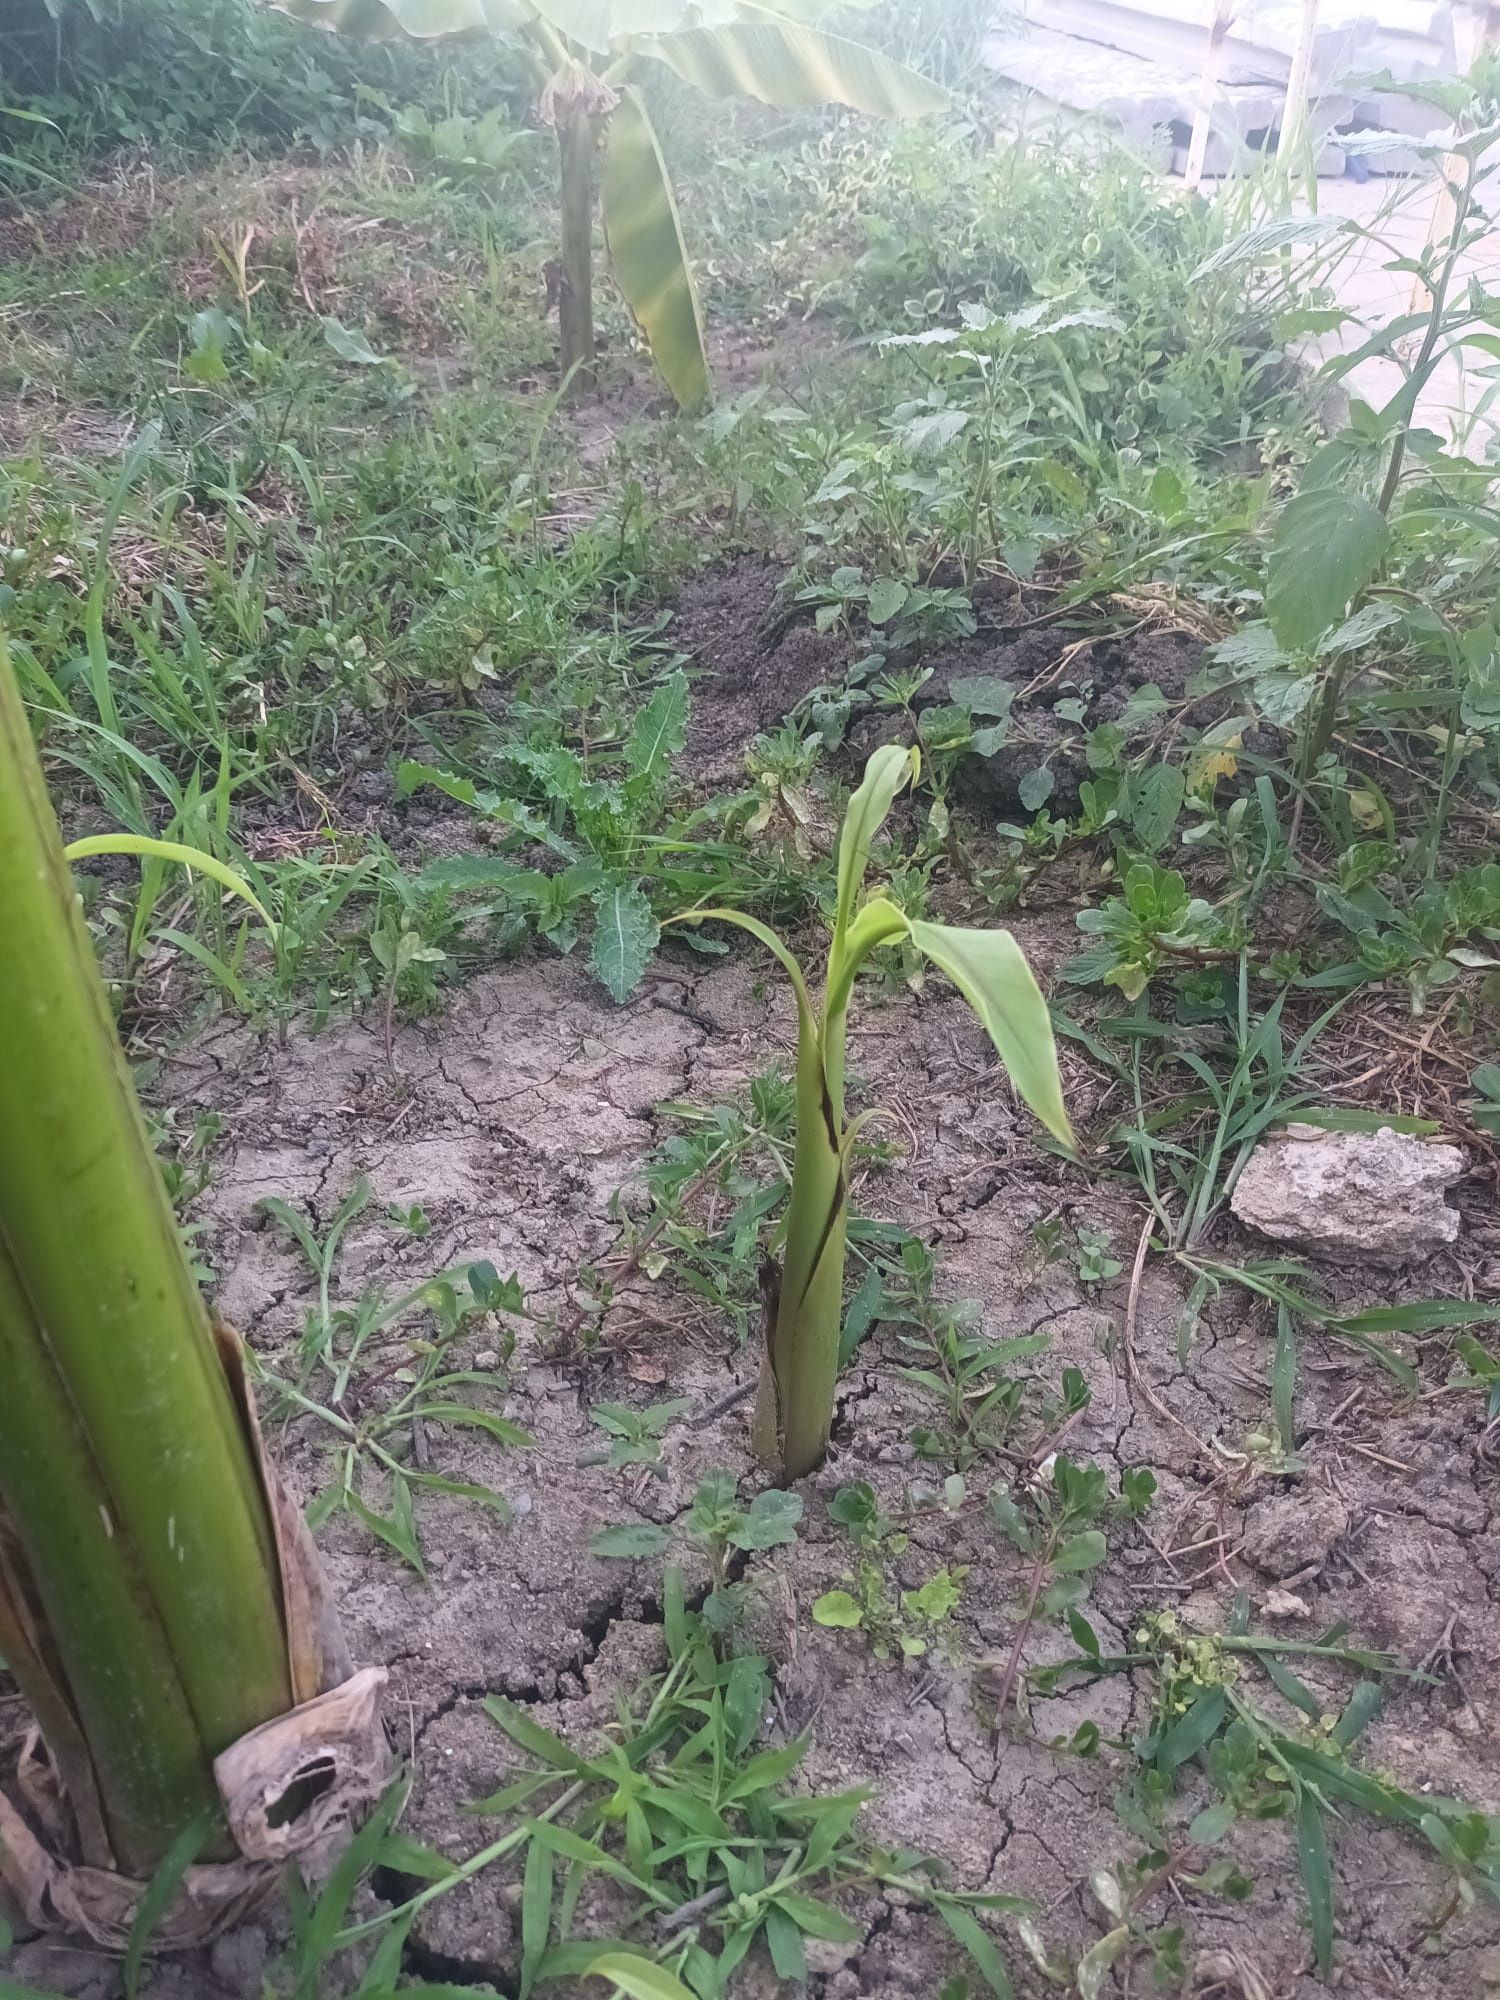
[364,1565,1038,1998]
[254,1182,532,1570]
[1033,1596,1500,1978]
[813,1480,968,1664]
[985,1455,1156,1726]
[591,1470,803,1636]
[583,1398,695,1480]
[880,1234,1087,1471]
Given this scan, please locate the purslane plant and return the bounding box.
[672,745,1072,1480]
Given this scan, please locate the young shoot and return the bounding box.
[671,745,1072,1480]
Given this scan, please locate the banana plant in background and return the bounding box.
[264,0,947,408]
[672,746,1073,1481]
[0,635,371,1928]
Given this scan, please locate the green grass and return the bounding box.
[8,86,1490,1039]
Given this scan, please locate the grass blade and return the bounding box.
[1296,1787,1335,1976]
[1156,1688,1228,1773]
[483,1698,592,1774]
[1260,1652,1323,1722]
[934,1898,1013,1999]
[520,1829,554,1998]
[580,1953,696,2000]
[1332,1681,1383,1749]
[123,1807,216,1998]
[1272,1302,1297,1454]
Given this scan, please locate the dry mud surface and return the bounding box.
[12,926,1500,2000]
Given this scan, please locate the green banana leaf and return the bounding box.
[265,0,851,45]
[908,920,1075,1148]
[646,9,948,117]
[602,86,710,410]
[528,0,881,54]
[268,0,933,114]
[268,0,528,38]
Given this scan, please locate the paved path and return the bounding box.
[1246,171,1500,452]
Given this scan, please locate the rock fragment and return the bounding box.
[1242,1490,1349,1579]
[1229,1124,1463,1269]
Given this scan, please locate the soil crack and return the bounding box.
[399,1934,519,1997]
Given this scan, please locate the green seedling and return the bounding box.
[986,1454,1153,1724]
[1029,1216,1068,1269]
[1074,1224,1122,1287]
[592,1470,803,1630]
[583,1397,694,1478]
[1064,861,1231,1002]
[256,1181,532,1568]
[261,1256,533,1575]
[257,1175,377,1383]
[1314,861,1500,1013]
[612,1068,800,1345]
[814,1482,968,1662]
[813,1563,968,1663]
[879,1236,1076,1470]
[146,1106,224,1283]
[671,744,1072,1480]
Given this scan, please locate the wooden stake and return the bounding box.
[1184,0,1239,191]
[1279,0,1322,160]
[1409,1,1500,314]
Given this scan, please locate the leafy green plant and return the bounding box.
[255,1185,533,1569]
[1314,861,1500,1013]
[584,1396,694,1478]
[985,1454,1153,1726]
[1074,1225,1122,1287]
[877,1235,1081,1471]
[1029,1216,1067,1269]
[586,1068,802,1347]
[813,1561,967,1662]
[269,0,945,406]
[592,1469,802,1631]
[813,1481,967,1662]
[257,1175,379,1383]
[399,669,693,999]
[394,99,540,172]
[1064,862,1231,1002]
[1217,71,1500,808]
[671,744,1072,1480]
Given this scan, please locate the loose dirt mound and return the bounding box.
[671,558,1211,817]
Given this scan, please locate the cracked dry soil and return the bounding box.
[11,917,1499,2000]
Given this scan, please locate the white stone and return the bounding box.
[1229,1122,1464,1268]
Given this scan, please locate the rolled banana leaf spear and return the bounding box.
[263,0,947,409]
[671,745,1073,1481]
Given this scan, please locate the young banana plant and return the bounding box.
[673,746,1073,1481]
[266,0,946,409]
[0,637,368,1918]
